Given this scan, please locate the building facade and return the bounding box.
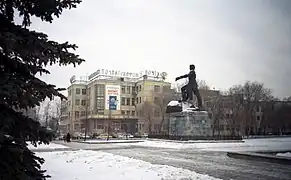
[60,69,172,136]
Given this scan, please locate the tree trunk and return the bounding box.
[158,115,165,133]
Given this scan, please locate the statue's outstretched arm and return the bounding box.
[175,73,188,81]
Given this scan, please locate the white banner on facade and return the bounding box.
[105,85,121,110]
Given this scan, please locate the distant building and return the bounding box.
[255,101,291,135]
[60,69,173,136]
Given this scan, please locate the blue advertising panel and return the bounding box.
[109,95,117,110]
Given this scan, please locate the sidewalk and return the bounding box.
[227,151,291,165]
[148,138,244,143]
[74,139,145,144]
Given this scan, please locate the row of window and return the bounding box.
[68,111,87,117]
[121,110,135,116]
[67,109,161,117]
[68,88,87,96]
[121,85,141,94]
[68,84,170,97]
[68,96,161,108]
[68,99,87,106]
[121,97,135,106]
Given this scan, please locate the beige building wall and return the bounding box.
[62,76,173,135]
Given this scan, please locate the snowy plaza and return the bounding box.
[28,137,291,180]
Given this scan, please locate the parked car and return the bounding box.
[142,133,148,138]
[126,133,134,138]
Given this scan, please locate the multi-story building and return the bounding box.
[60,69,172,136]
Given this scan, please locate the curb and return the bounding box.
[74,140,145,144]
[227,151,291,165]
[148,139,244,144]
[31,148,78,152]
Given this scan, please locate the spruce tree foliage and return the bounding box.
[0,0,84,179]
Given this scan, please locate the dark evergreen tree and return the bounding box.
[0,0,84,179]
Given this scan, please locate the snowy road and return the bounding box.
[104,147,291,180]
[49,137,291,180]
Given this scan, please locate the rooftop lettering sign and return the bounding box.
[88,69,167,81]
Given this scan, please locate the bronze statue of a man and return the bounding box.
[175,64,202,110]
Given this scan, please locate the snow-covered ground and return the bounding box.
[276,152,291,158]
[38,150,221,180]
[27,142,69,150]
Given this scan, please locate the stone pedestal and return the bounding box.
[166,101,212,138]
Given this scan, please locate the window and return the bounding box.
[81,111,86,116]
[88,87,91,97]
[126,98,130,106]
[154,97,160,104]
[81,100,86,106]
[68,101,71,106]
[96,84,105,96]
[163,86,170,93]
[132,98,135,106]
[154,109,160,117]
[127,111,130,115]
[75,111,79,117]
[96,97,104,112]
[136,97,139,104]
[131,111,135,116]
[76,88,80,94]
[97,124,104,129]
[74,124,80,130]
[127,86,131,94]
[82,88,86,95]
[68,90,71,96]
[121,110,125,115]
[75,99,80,105]
[257,116,260,121]
[154,85,160,93]
[97,110,104,115]
[132,86,136,94]
[139,85,142,91]
[121,86,126,94]
[139,97,142,103]
[121,97,125,105]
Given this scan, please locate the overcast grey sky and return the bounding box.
[28,0,291,98]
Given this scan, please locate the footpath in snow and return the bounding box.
[27,142,69,150]
[37,150,221,180]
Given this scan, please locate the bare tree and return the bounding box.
[197,79,210,90]
[283,96,291,101]
[229,81,273,136]
[29,106,41,121]
[42,100,52,128]
[53,98,62,134]
[206,95,224,136]
[142,101,155,134]
[153,89,173,134]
